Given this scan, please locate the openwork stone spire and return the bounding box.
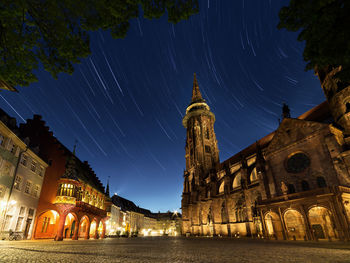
[191,73,204,103]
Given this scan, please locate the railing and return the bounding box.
[258,187,333,205]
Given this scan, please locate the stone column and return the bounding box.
[55,213,67,241]
[54,204,74,241]
[101,221,106,239]
[278,207,287,240]
[85,221,91,240]
[300,205,313,241]
[72,220,79,240]
[94,219,100,239]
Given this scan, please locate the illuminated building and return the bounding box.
[154,212,181,236]
[0,109,48,240]
[19,115,111,240]
[181,73,350,240]
[105,204,122,236]
[111,195,144,236]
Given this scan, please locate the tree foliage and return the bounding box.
[278,0,350,82]
[0,0,198,88]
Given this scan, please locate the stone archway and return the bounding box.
[308,206,338,240]
[79,216,90,239]
[97,221,104,237]
[64,212,78,239]
[284,209,306,240]
[264,212,283,240]
[89,219,98,239]
[34,210,59,239]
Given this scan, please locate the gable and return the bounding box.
[266,118,329,155]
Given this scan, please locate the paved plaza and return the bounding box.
[0,237,350,263]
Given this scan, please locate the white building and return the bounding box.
[0,110,48,239]
[106,204,122,236]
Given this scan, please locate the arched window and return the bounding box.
[287,184,295,194]
[218,181,224,194]
[232,173,241,188]
[301,180,310,191]
[206,128,210,139]
[250,167,258,183]
[346,102,350,113]
[317,176,327,188]
[221,203,228,223]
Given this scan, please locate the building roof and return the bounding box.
[111,195,140,213]
[220,101,332,168]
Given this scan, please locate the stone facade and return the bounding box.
[181,72,350,241]
[0,110,48,239]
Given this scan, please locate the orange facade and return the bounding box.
[19,115,110,240]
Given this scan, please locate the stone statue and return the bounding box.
[281,181,288,195]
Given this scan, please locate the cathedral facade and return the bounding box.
[181,71,350,241]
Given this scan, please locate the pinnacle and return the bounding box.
[191,73,204,103]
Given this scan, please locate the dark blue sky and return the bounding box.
[0,0,325,212]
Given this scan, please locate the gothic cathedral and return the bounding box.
[181,70,350,241]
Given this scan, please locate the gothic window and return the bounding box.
[0,133,4,146]
[221,203,228,223]
[287,184,295,194]
[233,209,238,222]
[206,128,210,139]
[218,181,224,194]
[286,152,310,173]
[250,167,258,182]
[232,173,241,188]
[301,180,310,191]
[346,102,350,113]
[317,176,327,188]
[41,217,50,233]
[57,183,75,197]
[205,145,211,153]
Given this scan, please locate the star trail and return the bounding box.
[0,1,325,212]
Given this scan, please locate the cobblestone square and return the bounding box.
[0,237,350,263]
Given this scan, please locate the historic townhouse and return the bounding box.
[181,72,350,241]
[19,115,110,240]
[0,110,47,239]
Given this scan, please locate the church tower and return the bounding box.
[317,66,350,137]
[182,74,219,192]
[181,74,220,235]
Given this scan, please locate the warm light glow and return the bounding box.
[0,201,6,208]
[9,200,17,205]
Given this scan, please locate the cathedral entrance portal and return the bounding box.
[284,209,306,240]
[265,212,283,240]
[308,206,338,240]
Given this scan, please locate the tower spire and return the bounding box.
[73,140,78,156]
[191,73,204,103]
[105,176,110,197]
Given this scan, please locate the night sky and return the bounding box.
[0,0,325,213]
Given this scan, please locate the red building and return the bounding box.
[19,115,111,240]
